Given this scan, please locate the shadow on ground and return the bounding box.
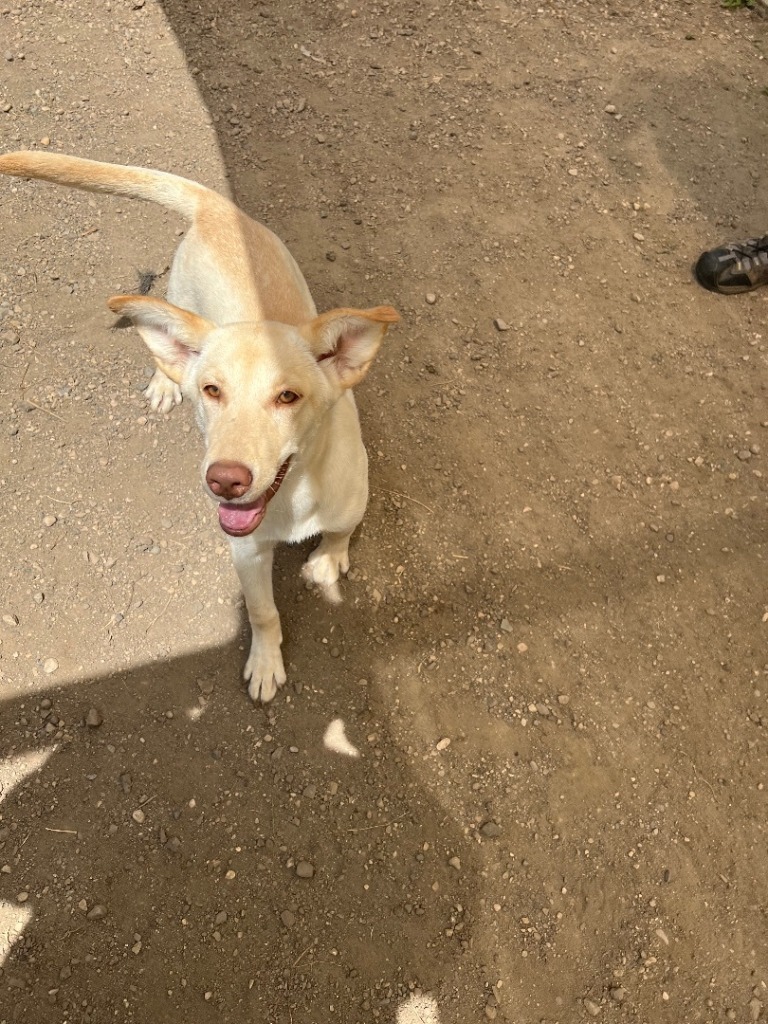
[0,612,481,1023]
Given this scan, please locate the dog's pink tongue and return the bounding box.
[218,498,267,535]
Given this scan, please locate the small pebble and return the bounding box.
[425,292,437,304]
[16,891,29,903]
[43,514,57,527]
[436,737,451,751]
[448,856,461,870]
[583,999,601,1017]
[85,708,103,728]
[295,861,315,878]
[3,614,19,627]
[132,809,146,824]
[43,658,59,675]
[280,910,296,927]
[604,103,617,114]
[493,318,510,332]
[610,987,626,1003]
[86,904,106,920]
[633,232,645,242]
[480,821,502,838]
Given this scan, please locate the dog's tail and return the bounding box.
[0,151,211,221]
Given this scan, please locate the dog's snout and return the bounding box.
[206,460,253,500]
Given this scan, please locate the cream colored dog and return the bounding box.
[0,151,398,702]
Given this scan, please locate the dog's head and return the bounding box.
[108,296,399,536]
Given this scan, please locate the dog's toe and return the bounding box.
[248,675,276,703]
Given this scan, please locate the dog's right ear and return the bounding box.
[107,295,215,383]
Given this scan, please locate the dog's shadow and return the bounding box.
[0,611,481,1022]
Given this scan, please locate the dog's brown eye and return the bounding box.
[203,384,221,399]
[277,390,300,405]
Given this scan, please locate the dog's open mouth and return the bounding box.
[217,459,292,538]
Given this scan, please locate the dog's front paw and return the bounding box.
[301,549,349,605]
[145,370,182,414]
[244,642,287,703]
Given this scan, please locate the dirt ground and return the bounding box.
[0,0,766,1022]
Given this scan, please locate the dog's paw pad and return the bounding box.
[145,371,182,414]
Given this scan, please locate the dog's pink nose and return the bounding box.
[206,461,253,501]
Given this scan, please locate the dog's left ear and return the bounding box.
[107,295,215,383]
[301,306,400,389]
